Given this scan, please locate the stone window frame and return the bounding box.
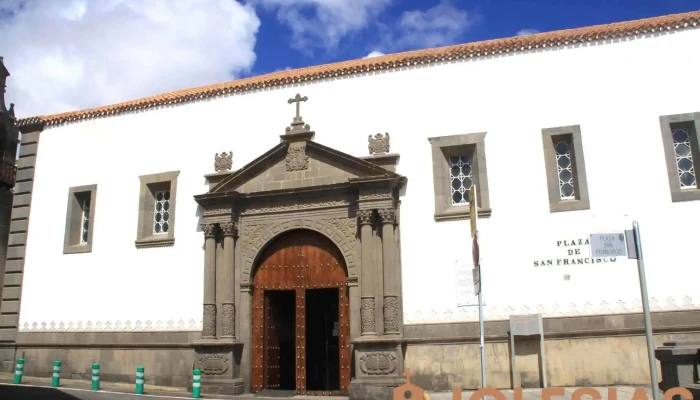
[63,184,98,254]
[135,171,180,249]
[428,132,492,222]
[659,112,700,203]
[541,125,590,213]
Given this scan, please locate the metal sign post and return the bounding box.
[590,222,659,400]
[469,185,486,388]
[626,222,661,400]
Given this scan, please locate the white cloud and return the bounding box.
[252,0,392,54]
[364,50,385,58]
[0,0,261,118]
[375,0,476,52]
[517,28,539,36]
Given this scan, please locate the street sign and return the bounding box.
[469,185,478,238]
[472,265,481,295]
[589,232,628,259]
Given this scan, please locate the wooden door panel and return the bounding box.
[264,291,280,389]
[252,230,352,395]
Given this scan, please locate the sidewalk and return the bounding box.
[0,372,655,400]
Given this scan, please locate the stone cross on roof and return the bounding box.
[288,93,308,122]
[283,93,314,139]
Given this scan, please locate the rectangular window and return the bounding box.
[80,196,91,244]
[153,190,171,234]
[671,123,697,189]
[659,113,700,202]
[63,184,97,254]
[135,171,179,248]
[541,125,590,213]
[429,132,492,221]
[449,155,473,205]
[554,137,576,200]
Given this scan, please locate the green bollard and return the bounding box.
[192,369,201,398]
[91,363,100,391]
[13,358,23,384]
[135,366,145,394]
[51,361,61,387]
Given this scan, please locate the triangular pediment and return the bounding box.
[209,140,397,195]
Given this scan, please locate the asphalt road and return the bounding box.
[0,382,204,400]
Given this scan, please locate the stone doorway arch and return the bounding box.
[250,229,351,395]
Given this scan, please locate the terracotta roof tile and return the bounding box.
[15,10,700,129]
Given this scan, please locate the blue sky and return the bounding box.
[249,0,700,77]
[0,0,698,118]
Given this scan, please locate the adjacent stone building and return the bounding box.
[1,11,700,398]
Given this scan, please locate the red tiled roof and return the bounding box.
[16,10,700,129]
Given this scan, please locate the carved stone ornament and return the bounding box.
[383,295,400,334]
[198,354,230,376]
[357,210,374,226]
[360,297,376,334]
[222,303,235,337]
[327,217,357,241]
[359,189,392,200]
[202,304,216,338]
[359,351,397,375]
[214,151,233,172]
[201,224,216,238]
[243,199,347,215]
[368,133,390,155]
[377,208,396,225]
[203,208,232,216]
[241,224,270,252]
[285,142,309,171]
[220,221,237,237]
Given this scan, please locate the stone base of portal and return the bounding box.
[349,336,406,400]
[189,339,245,396]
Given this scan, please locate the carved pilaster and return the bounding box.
[221,303,235,337]
[358,209,376,336]
[379,208,400,336]
[202,304,217,338]
[220,221,236,339]
[360,297,376,334]
[202,223,217,339]
[383,296,400,334]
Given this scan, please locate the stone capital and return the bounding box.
[357,210,374,226]
[377,208,396,225]
[220,221,237,237]
[202,223,217,238]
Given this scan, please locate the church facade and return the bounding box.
[1,10,700,398]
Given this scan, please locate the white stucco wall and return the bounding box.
[18,28,700,331]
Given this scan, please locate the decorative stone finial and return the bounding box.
[214,151,232,172]
[285,94,312,135]
[368,133,390,155]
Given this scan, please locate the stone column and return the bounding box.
[378,208,400,335]
[202,223,217,339]
[220,221,236,339]
[358,210,376,336]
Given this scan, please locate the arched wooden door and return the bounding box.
[251,229,351,396]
